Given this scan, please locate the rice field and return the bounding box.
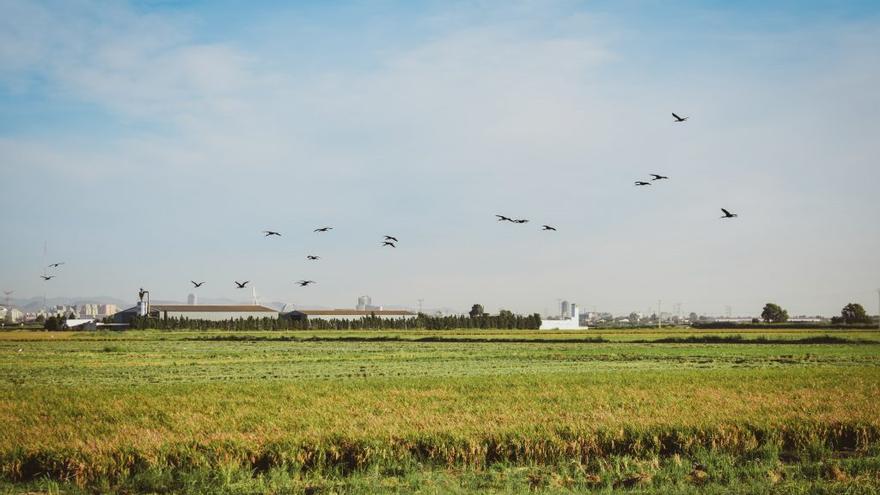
[1,328,879,493]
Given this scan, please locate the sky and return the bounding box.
[1,0,879,316]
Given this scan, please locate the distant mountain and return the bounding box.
[7,296,130,312]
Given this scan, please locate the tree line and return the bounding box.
[120,311,542,331]
[761,302,874,325]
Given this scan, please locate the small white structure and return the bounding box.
[541,303,586,330]
[64,319,97,330]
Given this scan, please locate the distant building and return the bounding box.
[99,304,117,316]
[0,307,22,323]
[542,299,585,330]
[79,304,99,317]
[287,309,417,322]
[356,295,371,311]
[187,293,198,305]
[356,295,382,311]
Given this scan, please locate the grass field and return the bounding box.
[1,328,879,493]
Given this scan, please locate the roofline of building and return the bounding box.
[287,309,417,316]
[150,304,278,312]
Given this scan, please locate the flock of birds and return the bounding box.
[198,229,402,290]
[37,112,738,292]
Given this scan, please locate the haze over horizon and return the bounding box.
[2,1,878,316]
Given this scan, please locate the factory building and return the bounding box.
[540,299,586,330]
[286,309,417,321]
[149,304,279,321]
[114,303,279,322]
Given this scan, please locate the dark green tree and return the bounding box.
[841,303,871,324]
[469,304,485,318]
[44,316,60,331]
[761,303,789,323]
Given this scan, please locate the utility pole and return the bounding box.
[658,300,662,329]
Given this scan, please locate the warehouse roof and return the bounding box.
[151,304,278,313]
[288,309,416,316]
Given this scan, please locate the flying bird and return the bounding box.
[306,255,320,261]
[263,231,281,237]
[40,275,55,281]
[495,214,513,222]
[296,280,316,287]
[720,208,738,219]
[191,281,205,288]
[48,262,65,268]
[542,225,557,231]
[512,219,529,224]
[382,241,396,248]
[672,112,688,122]
[650,174,669,181]
[234,281,249,288]
[635,181,651,186]
[314,227,333,233]
[384,235,399,242]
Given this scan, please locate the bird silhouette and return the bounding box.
[382,241,396,248]
[720,208,738,219]
[542,225,557,231]
[314,227,333,233]
[672,112,688,122]
[650,174,669,181]
[306,255,320,260]
[48,262,65,268]
[191,281,205,288]
[263,231,281,237]
[635,181,651,186]
[512,219,529,224]
[40,275,55,281]
[296,280,316,287]
[495,214,513,222]
[384,235,399,242]
[234,281,249,288]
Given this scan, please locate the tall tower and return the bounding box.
[187,293,197,305]
[561,300,570,318]
[357,295,371,311]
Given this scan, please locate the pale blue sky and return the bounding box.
[1,0,878,315]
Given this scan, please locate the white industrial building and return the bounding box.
[149,304,279,321]
[540,300,587,330]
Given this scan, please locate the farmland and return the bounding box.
[1,328,879,493]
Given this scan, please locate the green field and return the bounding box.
[1,328,879,494]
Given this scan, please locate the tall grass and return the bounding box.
[1,330,879,492]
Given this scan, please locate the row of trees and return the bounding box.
[123,311,542,331]
[761,302,874,324]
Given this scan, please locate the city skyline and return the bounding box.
[1,1,879,316]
